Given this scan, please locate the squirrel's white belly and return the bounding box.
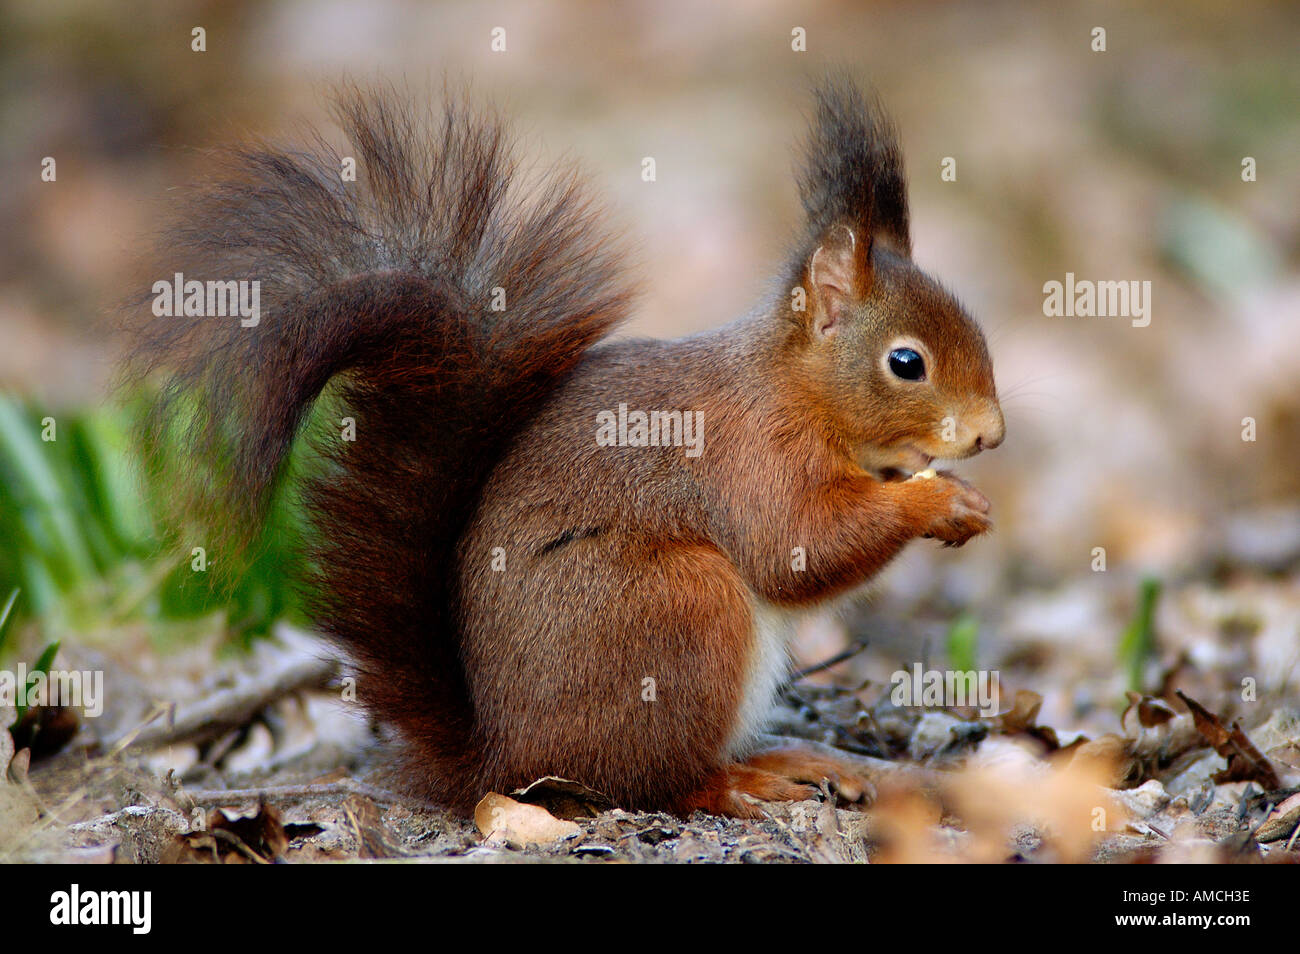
[724,598,798,758]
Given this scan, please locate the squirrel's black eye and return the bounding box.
[888,348,926,381]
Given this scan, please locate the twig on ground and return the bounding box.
[102,653,335,753]
[790,641,870,683]
[180,778,438,813]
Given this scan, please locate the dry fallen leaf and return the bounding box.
[1067,734,1137,788]
[343,794,404,859]
[474,792,580,847]
[999,689,1043,733]
[1255,791,1300,843]
[1250,708,1300,773]
[948,738,1127,863]
[1123,691,1178,729]
[170,802,289,863]
[9,703,79,758]
[994,689,1061,750]
[864,783,950,864]
[1177,691,1280,790]
[511,775,613,819]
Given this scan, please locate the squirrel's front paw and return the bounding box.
[913,471,991,547]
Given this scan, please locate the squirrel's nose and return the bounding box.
[962,406,1004,454]
[977,409,1005,451]
[946,406,1005,457]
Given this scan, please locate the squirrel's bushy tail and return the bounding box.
[130,84,633,801]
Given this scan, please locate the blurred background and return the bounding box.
[1,0,1297,738]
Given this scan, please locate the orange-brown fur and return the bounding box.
[129,77,1003,817]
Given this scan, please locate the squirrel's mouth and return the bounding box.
[860,444,934,481]
[879,464,930,481]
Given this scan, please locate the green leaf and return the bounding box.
[12,639,60,726]
[0,396,96,590]
[0,588,17,653]
[1119,577,1162,695]
[946,612,979,673]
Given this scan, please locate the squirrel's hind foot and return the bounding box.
[674,746,875,818]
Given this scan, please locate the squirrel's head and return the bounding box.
[788,77,1003,479]
[792,223,1004,479]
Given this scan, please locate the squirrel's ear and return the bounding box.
[803,224,869,338]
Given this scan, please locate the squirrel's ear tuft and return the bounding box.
[803,223,868,338]
[798,74,911,257]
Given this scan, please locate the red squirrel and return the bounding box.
[131,77,1004,817]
